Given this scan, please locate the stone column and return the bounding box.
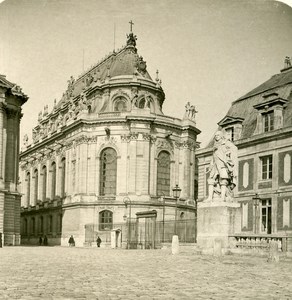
[182,145,191,199]
[128,134,137,194]
[0,95,6,188]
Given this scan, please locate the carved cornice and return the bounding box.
[175,140,196,150]
[120,132,139,143]
[142,133,156,143]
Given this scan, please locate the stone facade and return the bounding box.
[19,31,200,247]
[0,75,28,246]
[197,61,292,252]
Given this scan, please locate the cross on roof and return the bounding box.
[129,20,134,32]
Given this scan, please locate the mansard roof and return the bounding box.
[236,66,292,102]
[0,74,28,102]
[206,64,292,148]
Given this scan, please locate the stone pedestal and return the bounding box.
[197,201,241,255]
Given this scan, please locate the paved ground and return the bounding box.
[0,246,291,299]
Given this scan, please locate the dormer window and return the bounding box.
[263,111,274,132]
[217,116,244,142]
[225,127,234,141]
[253,93,288,135]
[114,97,127,112]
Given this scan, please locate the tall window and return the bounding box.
[48,215,53,233]
[31,218,35,235]
[23,219,28,235]
[157,151,171,196]
[51,162,56,199]
[58,214,62,233]
[261,199,272,234]
[225,127,234,141]
[114,97,127,112]
[61,157,66,198]
[100,148,117,196]
[39,216,44,234]
[33,169,38,205]
[261,155,273,180]
[26,172,31,205]
[263,111,274,132]
[99,210,113,230]
[42,165,47,201]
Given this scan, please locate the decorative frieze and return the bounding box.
[120,132,139,143]
[174,140,195,150]
[142,133,156,143]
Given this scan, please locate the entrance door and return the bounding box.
[261,199,272,234]
[137,218,155,249]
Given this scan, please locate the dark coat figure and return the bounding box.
[39,236,43,246]
[69,235,75,247]
[43,235,48,246]
[96,236,101,247]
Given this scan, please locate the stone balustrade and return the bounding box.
[229,234,292,253]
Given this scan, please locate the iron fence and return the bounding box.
[85,218,196,249]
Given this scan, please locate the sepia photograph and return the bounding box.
[0,0,292,299]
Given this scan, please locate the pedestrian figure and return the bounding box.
[69,235,75,247]
[39,236,43,246]
[96,236,102,248]
[43,235,48,246]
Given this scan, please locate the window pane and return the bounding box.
[100,148,117,196]
[157,151,171,196]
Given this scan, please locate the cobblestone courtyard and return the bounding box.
[0,246,291,299]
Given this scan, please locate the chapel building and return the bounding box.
[197,58,292,252]
[0,74,28,246]
[19,30,200,247]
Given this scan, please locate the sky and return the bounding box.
[0,0,292,147]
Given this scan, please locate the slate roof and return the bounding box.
[55,34,154,109]
[206,66,292,147]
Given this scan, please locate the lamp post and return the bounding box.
[252,193,260,234]
[123,197,131,249]
[172,184,181,235]
[159,193,165,243]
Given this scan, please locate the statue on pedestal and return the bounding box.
[206,131,237,202]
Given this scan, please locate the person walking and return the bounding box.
[96,236,101,248]
[43,235,48,246]
[68,235,75,247]
[39,236,43,246]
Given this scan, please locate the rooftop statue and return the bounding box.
[284,56,291,69]
[184,102,197,122]
[206,131,238,202]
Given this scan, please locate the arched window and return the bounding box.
[39,216,44,234]
[23,219,28,235]
[58,214,62,233]
[157,151,171,196]
[26,172,31,206]
[42,165,47,201]
[138,97,150,109]
[31,217,35,235]
[99,210,113,230]
[114,97,127,112]
[51,162,56,199]
[33,169,38,205]
[61,157,66,198]
[48,215,53,233]
[100,148,117,196]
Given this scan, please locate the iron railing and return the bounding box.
[84,218,196,249]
